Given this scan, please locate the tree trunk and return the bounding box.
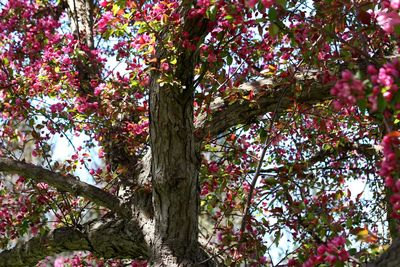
[149,70,208,266]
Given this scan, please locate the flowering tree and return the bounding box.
[2,0,400,266]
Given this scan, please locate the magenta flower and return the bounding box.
[377,9,400,33]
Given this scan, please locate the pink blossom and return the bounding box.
[197,0,210,8]
[258,256,267,264]
[325,254,337,264]
[261,0,274,8]
[331,236,346,247]
[207,53,217,63]
[97,11,113,32]
[208,162,218,173]
[317,245,326,255]
[94,84,105,96]
[247,0,258,8]
[331,70,365,108]
[100,0,108,7]
[54,257,65,267]
[367,65,378,75]
[391,0,400,9]
[376,10,400,33]
[160,62,169,71]
[37,183,48,190]
[49,103,64,113]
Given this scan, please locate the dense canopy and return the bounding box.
[0,0,400,266]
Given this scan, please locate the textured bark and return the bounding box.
[0,218,149,267]
[143,8,212,265]
[148,71,205,266]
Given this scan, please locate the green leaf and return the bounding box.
[224,15,233,21]
[377,94,387,113]
[206,5,217,21]
[276,0,286,7]
[268,8,278,21]
[259,128,267,143]
[357,98,367,115]
[226,54,233,65]
[112,4,121,15]
[348,248,357,256]
[346,218,353,229]
[257,24,263,37]
[269,23,280,37]
[274,231,281,247]
[395,25,400,36]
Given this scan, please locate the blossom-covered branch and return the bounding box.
[0,158,129,217]
[195,74,334,141]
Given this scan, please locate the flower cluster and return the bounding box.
[331,70,364,109]
[303,236,349,267]
[377,0,400,33]
[367,61,400,111]
[0,177,49,247]
[381,134,400,218]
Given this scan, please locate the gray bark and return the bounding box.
[149,74,203,266]
[195,74,334,141]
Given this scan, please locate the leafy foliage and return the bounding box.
[1,0,400,266]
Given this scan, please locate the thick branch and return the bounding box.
[0,227,89,267]
[195,75,334,141]
[0,158,129,217]
[0,218,150,267]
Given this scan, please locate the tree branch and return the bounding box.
[0,227,89,267]
[194,74,334,141]
[0,158,130,217]
[0,218,150,267]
